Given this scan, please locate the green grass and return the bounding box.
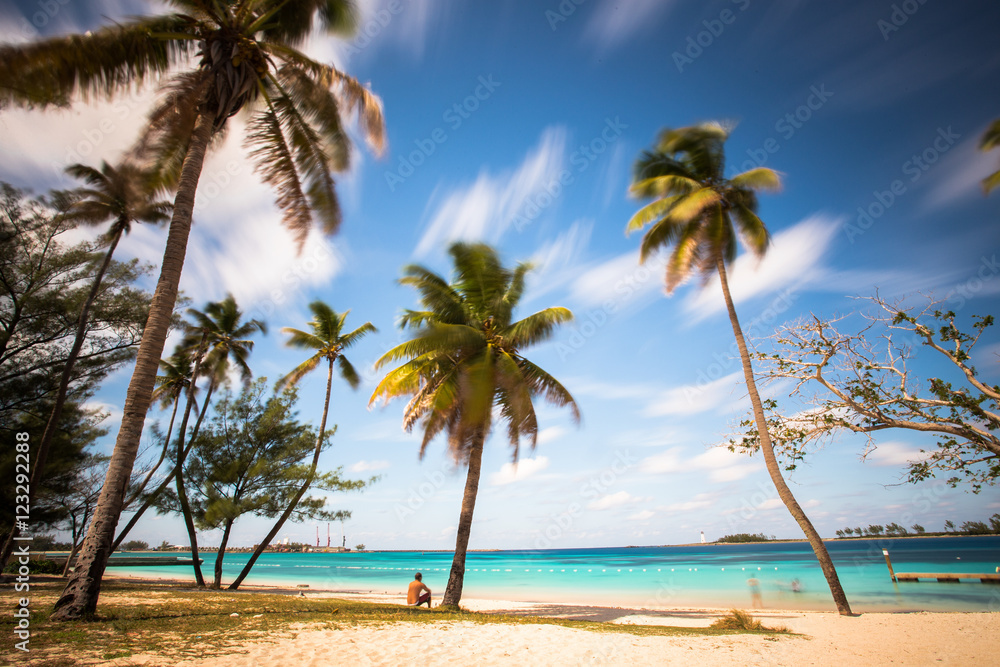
[0,579,792,665]
[710,609,790,633]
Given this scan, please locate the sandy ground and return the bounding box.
[104,576,999,666]
[164,595,997,667]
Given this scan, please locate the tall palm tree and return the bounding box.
[172,295,266,586]
[981,118,1000,194]
[626,122,852,615]
[279,300,376,461]
[370,243,580,608]
[111,348,197,551]
[1,0,386,620]
[0,161,170,571]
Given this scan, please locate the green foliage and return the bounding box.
[354,544,365,551]
[716,533,774,543]
[710,609,787,633]
[980,118,1000,194]
[626,122,781,291]
[4,558,63,574]
[372,242,579,462]
[960,521,991,535]
[120,540,149,551]
[0,183,152,434]
[184,379,367,529]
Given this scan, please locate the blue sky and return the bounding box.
[1,0,999,550]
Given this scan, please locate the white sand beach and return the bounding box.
[170,604,997,667]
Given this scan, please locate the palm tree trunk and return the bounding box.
[51,111,216,621]
[716,258,852,615]
[227,430,328,590]
[173,339,211,588]
[213,518,234,589]
[441,429,486,608]
[0,229,122,571]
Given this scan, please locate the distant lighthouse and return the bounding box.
[700,531,706,544]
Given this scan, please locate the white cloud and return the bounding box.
[642,372,743,417]
[349,460,391,473]
[568,250,666,309]
[641,446,760,483]
[414,127,566,257]
[865,442,932,467]
[490,456,550,486]
[587,490,641,510]
[684,215,840,321]
[537,426,568,446]
[920,133,997,210]
[628,510,655,521]
[584,0,676,53]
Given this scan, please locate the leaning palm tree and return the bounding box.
[980,118,1000,194]
[0,161,170,571]
[371,243,580,608]
[172,295,267,586]
[625,122,852,615]
[0,0,385,619]
[278,300,376,458]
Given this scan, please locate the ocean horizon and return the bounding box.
[104,535,1000,613]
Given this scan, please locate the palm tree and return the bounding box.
[370,243,580,608]
[1,0,386,620]
[0,161,170,571]
[111,348,197,551]
[981,119,1000,194]
[278,300,376,461]
[172,295,266,586]
[625,122,852,615]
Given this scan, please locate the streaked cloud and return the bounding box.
[642,372,743,417]
[641,446,761,483]
[587,490,642,510]
[490,456,550,486]
[865,441,932,467]
[414,127,566,257]
[350,459,392,473]
[584,0,675,53]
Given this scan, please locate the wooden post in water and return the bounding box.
[882,549,897,582]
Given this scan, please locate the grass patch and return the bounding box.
[1,579,790,665]
[710,609,790,633]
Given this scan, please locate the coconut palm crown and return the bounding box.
[0,0,385,245]
[371,242,580,463]
[626,121,780,289]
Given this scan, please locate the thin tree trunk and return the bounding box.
[123,393,180,509]
[228,429,329,590]
[62,539,81,578]
[213,518,234,589]
[716,257,852,615]
[441,429,486,608]
[0,230,122,571]
[173,338,210,588]
[52,112,215,621]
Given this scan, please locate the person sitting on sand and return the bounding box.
[407,572,432,608]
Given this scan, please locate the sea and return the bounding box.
[107,536,1000,613]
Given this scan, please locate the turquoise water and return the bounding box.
[111,536,1000,612]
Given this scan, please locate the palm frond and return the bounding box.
[0,14,196,108]
[729,167,782,192]
[506,307,573,348]
[626,195,683,235]
[337,355,361,389]
[518,358,580,423]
